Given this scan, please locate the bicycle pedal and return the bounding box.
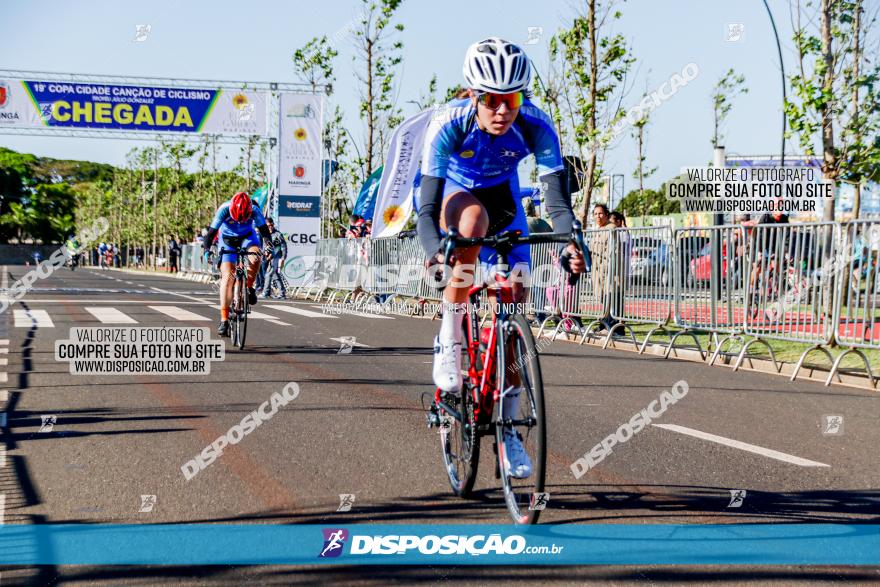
[426,408,441,428]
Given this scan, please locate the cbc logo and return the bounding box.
[287,233,318,244]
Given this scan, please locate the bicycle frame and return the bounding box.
[435,247,525,430]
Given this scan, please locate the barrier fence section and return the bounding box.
[607,226,674,350]
[672,225,747,360]
[827,220,880,384]
[171,224,880,387]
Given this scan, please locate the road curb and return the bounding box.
[542,327,877,392]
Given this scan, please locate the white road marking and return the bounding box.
[124,281,134,285]
[0,390,7,402]
[208,305,289,324]
[652,424,830,468]
[263,304,336,319]
[329,337,369,348]
[0,493,5,525]
[0,340,8,345]
[14,309,54,327]
[307,304,394,320]
[0,444,5,468]
[0,348,8,354]
[148,306,210,322]
[0,359,7,366]
[86,307,138,324]
[0,373,6,384]
[11,300,210,304]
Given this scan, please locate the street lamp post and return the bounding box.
[762,0,787,167]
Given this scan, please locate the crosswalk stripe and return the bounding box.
[148,306,211,322]
[85,307,138,324]
[263,304,337,319]
[13,309,54,327]
[0,390,7,402]
[0,340,8,345]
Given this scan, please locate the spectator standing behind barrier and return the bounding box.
[610,211,630,325]
[346,214,366,239]
[525,200,552,235]
[261,218,288,299]
[590,204,615,330]
[168,236,181,273]
[748,206,790,316]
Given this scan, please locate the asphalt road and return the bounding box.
[0,265,878,585]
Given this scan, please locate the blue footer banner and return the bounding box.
[1,524,878,565]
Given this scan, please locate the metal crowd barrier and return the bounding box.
[609,226,674,351]
[174,222,880,388]
[828,220,880,385]
[672,226,748,362]
[742,222,838,375]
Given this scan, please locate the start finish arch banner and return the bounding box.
[0,78,268,136]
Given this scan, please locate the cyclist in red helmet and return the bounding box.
[203,191,272,337]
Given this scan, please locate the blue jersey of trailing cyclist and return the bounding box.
[210,200,267,238]
[420,97,564,189]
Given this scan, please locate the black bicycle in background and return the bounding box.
[217,246,260,350]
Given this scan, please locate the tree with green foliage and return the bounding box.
[616,183,679,217]
[292,36,338,95]
[711,68,748,147]
[353,0,405,179]
[548,0,635,223]
[786,0,880,220]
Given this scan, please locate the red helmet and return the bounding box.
[229,192,253,222]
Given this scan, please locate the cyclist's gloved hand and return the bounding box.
[426,251,453,289]
[560,244,588,286]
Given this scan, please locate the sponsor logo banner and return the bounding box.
[278,195,320,218]
[0,78,268,135]
[0,524,877,565]
[278,94,323,195]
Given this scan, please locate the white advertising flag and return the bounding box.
[372,108,433,238]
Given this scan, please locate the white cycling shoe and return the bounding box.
[433,336,462,392]
[501,427,532,479]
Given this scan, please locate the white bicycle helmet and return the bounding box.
[462,37,532,93]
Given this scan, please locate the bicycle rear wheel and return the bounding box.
[495,313,546,524]
[439,319,480,496]
[231,278,241,347]
[236,273,248,350]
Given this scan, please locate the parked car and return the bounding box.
[628,237,672,285]
[689,242,730,283]
[675,235,708,284]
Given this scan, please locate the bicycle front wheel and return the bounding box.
[495,313,546,524]
[237,275,248,350]
[439,319,480,496]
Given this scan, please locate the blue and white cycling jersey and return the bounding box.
[420,97,564,189]
[210,200,268,238]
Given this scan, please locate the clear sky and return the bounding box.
[0,0,802,193]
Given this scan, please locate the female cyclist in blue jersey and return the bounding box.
[417,38,586,478]
[203,191,272,337]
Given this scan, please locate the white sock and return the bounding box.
[502,386,523,419]
[438,302,465,344]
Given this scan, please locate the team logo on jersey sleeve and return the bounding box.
[459,150,474,158]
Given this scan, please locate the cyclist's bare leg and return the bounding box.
[220,261,235,315]
[245,245,261,288]
[439,191,488,304]
[432,191,487,392]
